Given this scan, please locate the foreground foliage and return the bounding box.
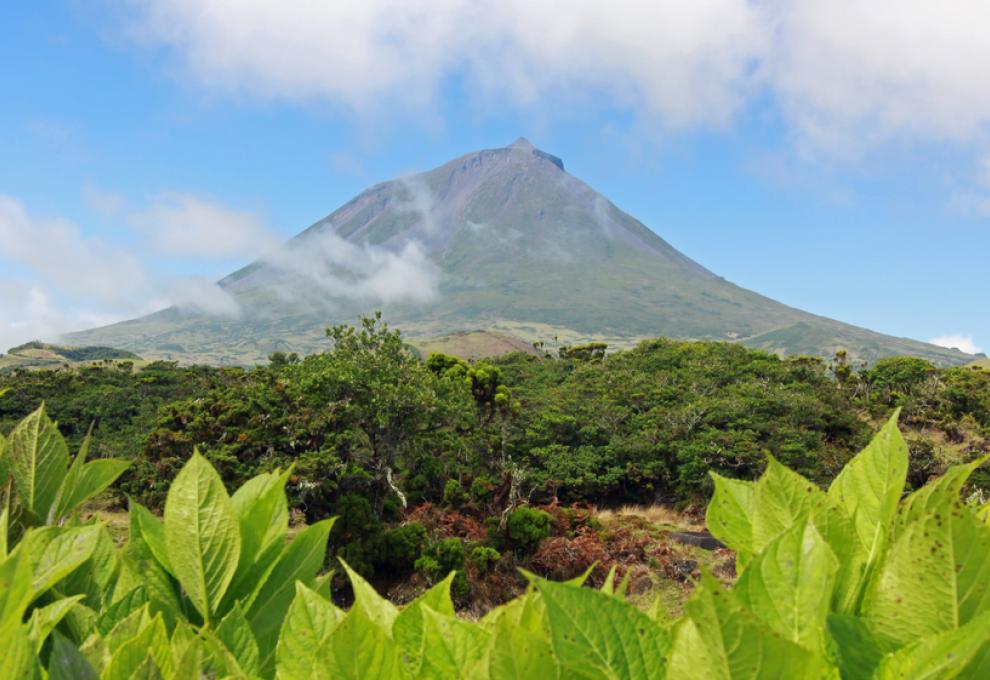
[3,403,990,677]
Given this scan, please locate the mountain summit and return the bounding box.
[67,140,970,365]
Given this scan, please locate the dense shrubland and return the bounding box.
[3,396,990,677]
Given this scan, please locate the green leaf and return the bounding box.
[96,586,148,636]
[276,582,344,680]
[668,575,833,680]
[0,620,37,680]
[26,594,84,652]
[49,631,99,680]
[873,611,990,679]
[416,605,491,679]
[52,457,129,524]
[60,522,120,610]
[536,577,669,680]
[101,613,170,680]
[245,517,335,675]
[487,594,559,680]
[8,404,69,521]
[394,573,457,677]
[312,604,403,680]
[735,522,838,655]
[231,469,290,566]
[0,548,36,626]
[163,451,240,625]
[862,496,990,646]
[826,614,895,680]
[130,501,171,573]
[827,412,907,571]
[216,602,261,678]
[706,473,756,564]
[338,558,398,634]
[27,524,100,600]
[895,454,990,537]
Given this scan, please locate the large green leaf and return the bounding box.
[226,470,290,605]
[163,451,240,625]
[216,602,261,678]
[49,631,99,680]
[668,576,833,679]
[749,456,862,613]
[487,592,559,680]
[245,517,335,674]
[101,613,170,680]
[26,594,84,652]
[276,582,344,680]
[52,457,129,525]
[537,577,668,680]
[394,573,457,677]
[735,521,838,655]
[706,473,756,564]
[862,496,990,646]
[8,404,68,521]
[27,524,100,600]
[826,614,895,680]
[0,620,36,680]
[312,604,403,680]
[895,454,990,538]
[827,412,906,571]
[873,611,990,679]
[416,605,491,679]
[130,501,171,573]
[338,558,399,634]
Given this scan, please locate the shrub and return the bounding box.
[468,545,501,572]
[469,475,494,504]
[506,506,551,555]
[443,478,469,508]
[381,522,427,574]
[416,537,470,599]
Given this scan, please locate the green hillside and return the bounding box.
[0,341,142,373]
[66,139,971,367]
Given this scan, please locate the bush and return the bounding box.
[506,506,551,555]
[416,537,470,598]
[443,478,468,508]
[330,493,383,576]
[381,522,428,574]
[468,545,501,572]
[469,475,494,504]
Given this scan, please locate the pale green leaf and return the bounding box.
[338,558,398,634]
[101,613,170,680]
[827,412,907,573]
[488,597,559,680]
[52,458,129,524]
[417,605,491,679]
[668,576,833,680]
[97,586,148,636]
[163,451,240,625]
[312,604,402,680]
[216,603,260,678]
[826,614,894,680]
[27,594,84,652]
[245,517,335,675]
[276,582,344,680]
[873,611,990,679]
[895,454,990,538]
[862,498,990,646]
[49,631,99,680]
[394,573,458,677]
[706,473,756,564]
[28,524,100,600]
[0,548,36,626]
[0,621,37,680]
[130,501,172,573]
[8,404,69,521]
[735,522,838,655]
[537,577,668,680]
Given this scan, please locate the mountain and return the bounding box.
[65,138,971,366]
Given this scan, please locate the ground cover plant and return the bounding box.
[3,401,990,677]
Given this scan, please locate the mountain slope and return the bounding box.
[65,139,971,366]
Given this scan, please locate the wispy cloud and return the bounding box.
[930,334,983,355]
[129,192,277,260]
[124,0,990,155]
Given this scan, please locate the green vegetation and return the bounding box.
[4,391,990,677]
[0,341,142,373]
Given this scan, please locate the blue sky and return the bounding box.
[1,1,988,355]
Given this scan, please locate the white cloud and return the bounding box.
[129,192,276,259]
[124,0,990,152]
[930,334,983,355]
